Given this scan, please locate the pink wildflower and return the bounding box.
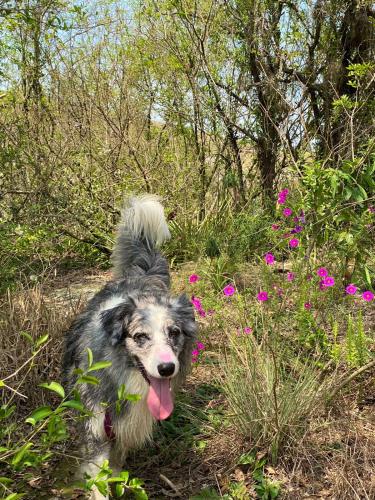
[223,284,235,296]
[280,189,289,196]
[323,276,335,287]
[304,302,312,310]
[197,341,205,350]
[192,349,199,357]
[345,284,357,295]
[243,327,253,334]
[198,309,206,317]
[317,267,328,277]
[368,206,375,213]
[277,196,286,205]
[362,290,374,302]
[271,224,280,230]
[265,253,275,265]
[191,296,202,309]
[257,291,269,302]
[287,272,295,281]
[189,274,200,283]
[289,238,299,248]
[283,208,292,217]
[192,357,198,363]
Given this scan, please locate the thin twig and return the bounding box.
[329,359,375,401]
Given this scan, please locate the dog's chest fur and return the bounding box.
[113,370,155,453]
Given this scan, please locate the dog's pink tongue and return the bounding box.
[147,376,173,420]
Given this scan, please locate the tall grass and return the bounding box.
[220,333,335,463]
[0,285,81,408]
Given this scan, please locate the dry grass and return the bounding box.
[0,284,83,410]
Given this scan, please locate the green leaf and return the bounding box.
[95,481,108,496]
[115,484,125,496]
[61,400,87,413]
[4,494,26,500]
[108,470,129,483]
[87,361,112,372]
[77,375,100,385]
[20,332,33,343]
[0,380,4,388]
[125,394,142,402]
[35,334,49,348]
[0,477,13,485]
[25,406,53,425]
[11,443,33,465]
[39,382,65,399]
[364,266,372,287]
[87,348,93,368]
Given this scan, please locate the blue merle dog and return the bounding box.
[63,195,197,499]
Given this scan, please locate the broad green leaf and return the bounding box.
[25,406,53,425]
[4,494,26,500]
[77,375,100,385]
[0,477,13,485]
[39,382,65,399]
[61,400,86,412]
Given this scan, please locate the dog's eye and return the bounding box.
[168,326,181,338]
[133,332,150,344]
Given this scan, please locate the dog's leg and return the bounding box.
[109,442,128,477]
[79,439,111,500]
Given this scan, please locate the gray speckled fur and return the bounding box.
[62,196,196,496]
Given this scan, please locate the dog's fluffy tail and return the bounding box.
[111,195,170,279]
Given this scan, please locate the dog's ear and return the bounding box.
[171,294,197,338]
[100,297,136,346]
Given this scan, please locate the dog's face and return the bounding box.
[100,294,196,420]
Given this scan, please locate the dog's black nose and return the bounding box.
[157,362,175,377]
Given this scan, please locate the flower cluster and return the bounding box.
[192,340,205,362]
[191,296,206,317]
[315,267,374,302]
[277,188,289,205]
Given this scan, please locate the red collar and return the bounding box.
[104,411,115,439]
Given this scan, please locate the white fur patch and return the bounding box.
[114,370,155,456]
[140,303,179,378]
[99,295,125,313]
[122,195,170,247]
[87,406,106,441]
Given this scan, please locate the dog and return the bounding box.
[62,195,197,499]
